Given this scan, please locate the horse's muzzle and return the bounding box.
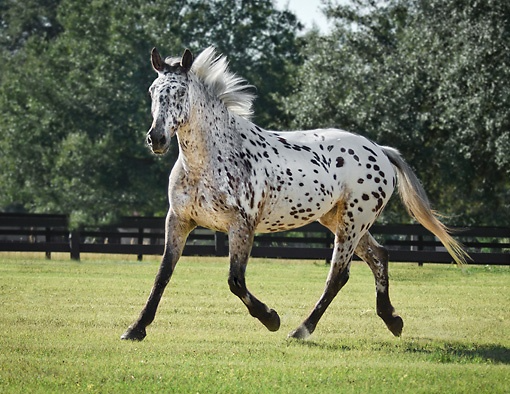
[146,128,168,154]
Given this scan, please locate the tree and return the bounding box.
[0,0,63,52]
[176,0,304,127]
[0,0,302,226]
[282,0,509,225]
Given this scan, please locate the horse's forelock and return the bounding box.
[164,56,182,68]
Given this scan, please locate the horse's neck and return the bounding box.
[177,86,238,171]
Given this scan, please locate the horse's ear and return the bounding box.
[181,48,193,72]
[151,47,165,72]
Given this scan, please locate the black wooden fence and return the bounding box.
[0,213,508,265]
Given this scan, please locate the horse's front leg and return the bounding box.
[121,212,194,341]
[228,225,280,332]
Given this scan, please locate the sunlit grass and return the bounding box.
[0,254,508,393]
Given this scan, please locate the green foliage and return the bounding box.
[0,0,302,225]
[0,255,509,393]
[1,0,508,227]
[282,0,510,225]
[0,0,63,52]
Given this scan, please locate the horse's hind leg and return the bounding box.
[228,225,280,332]
[289,229,353,340]
[355,232,403,337]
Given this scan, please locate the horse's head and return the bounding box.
[146,48,193,155]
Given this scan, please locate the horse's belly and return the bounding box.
[255,211,328,233]
[255,187,339,233]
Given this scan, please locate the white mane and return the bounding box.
[190,46,255,119]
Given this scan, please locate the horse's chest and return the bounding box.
[172,172,244,231]
[187,187,235,232]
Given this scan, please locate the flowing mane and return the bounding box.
[188,46,255,119]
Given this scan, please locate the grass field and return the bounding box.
[0,253,508,393]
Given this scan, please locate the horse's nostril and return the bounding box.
[147,134,153,146]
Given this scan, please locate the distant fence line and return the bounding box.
[0,213,508,265]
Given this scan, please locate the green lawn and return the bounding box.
[0,253,508,393]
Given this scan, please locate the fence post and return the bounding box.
[214,232,228,256]
[137,227,144,262]
[418,235,424,267]
[45,227,51,260]
[69,230,80,261]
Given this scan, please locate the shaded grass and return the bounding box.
[0,254,508,393]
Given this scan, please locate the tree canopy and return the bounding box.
[0,0,302,227]
[282,0,509,225]
[0,0,508,227]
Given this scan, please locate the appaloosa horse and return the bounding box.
[121,47,467,341]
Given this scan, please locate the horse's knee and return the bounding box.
[228,275,246,297]
[339,268,350,284]
[330,267,350,293]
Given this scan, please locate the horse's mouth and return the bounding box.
[147,138,169,155]
[150,146,168,155]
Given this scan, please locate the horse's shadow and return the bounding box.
[289,337,510,365]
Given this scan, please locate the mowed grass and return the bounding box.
[0,253,508,393]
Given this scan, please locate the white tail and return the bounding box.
[382,146,469,265]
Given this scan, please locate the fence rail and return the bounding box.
[0,213,508,265]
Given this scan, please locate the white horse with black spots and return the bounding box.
[121,47,468,341]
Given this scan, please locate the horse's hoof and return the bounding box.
[288,325,311,340]
[386,315,404,337]
[262,309,280,332]
[121,325,147,341]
